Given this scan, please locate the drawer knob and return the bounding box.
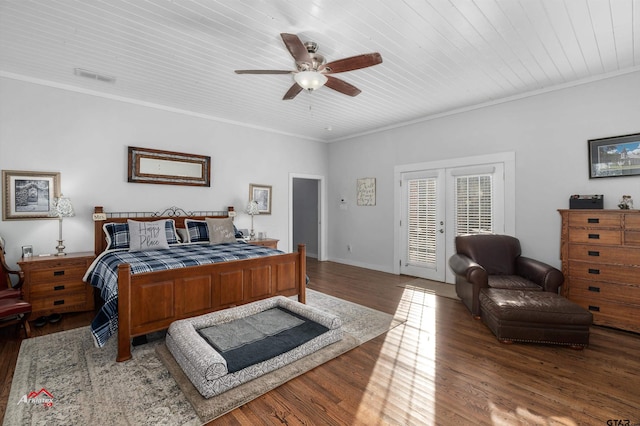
[53,300,65,306]
[53,270,65,276]
[587,218,600,224]
[588,234,600,239]
[54,285,65,291]
[588,305,600,312]
[588,268,600,275]
[588,286,600,292]
[587,250,600,256]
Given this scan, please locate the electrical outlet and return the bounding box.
[347,244,352,252]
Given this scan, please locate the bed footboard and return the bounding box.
[116,244,306,362]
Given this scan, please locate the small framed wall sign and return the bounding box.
[2,170,61,220]
[588,133,640,178]
[357,178,376,206]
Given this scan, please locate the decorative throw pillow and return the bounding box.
[176,227,189,243]
[205,218,237,244]
[163,219,180,245]
[103,219,179,250]
[185,219,209,243]
[103,222,130,250]
[128,219,170,251]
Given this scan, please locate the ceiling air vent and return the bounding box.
[73,68,116,83]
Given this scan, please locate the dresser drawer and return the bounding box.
[29,279,88,297]
[568,212,621,228]
[624,230,640,247]
[568,228,622,245]
[568,244,640,266]
[569,295,640,333]
[30,292,89,312]
[625,214,640,230]
[568,260,640,285]
[28,265,87,284]
[569,278,640,305]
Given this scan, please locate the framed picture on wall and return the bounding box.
[589,133,640,179]
[357,177,376,206]
[249,183,272,214]
[2,170,60,220]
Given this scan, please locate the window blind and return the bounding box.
[407,177,437,265]
[455,174,493,235]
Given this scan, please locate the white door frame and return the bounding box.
[393,152,516,282]
[289,173,327,261]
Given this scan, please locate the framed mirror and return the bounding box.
[128,146,211,187]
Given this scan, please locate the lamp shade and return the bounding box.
[294,71,328,91]
[246,200,259,216]
[49,195,75,218]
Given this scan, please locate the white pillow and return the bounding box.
[205,218,236,244]
[128,219,170,251]
[176,227,189,243]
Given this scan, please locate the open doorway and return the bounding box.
[289,173,326,261]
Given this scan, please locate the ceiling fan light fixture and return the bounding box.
[294,71,327,91]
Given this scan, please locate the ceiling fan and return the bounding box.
[235,33,382,100]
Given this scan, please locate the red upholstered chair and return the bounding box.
[0,298,32,337]
[0,236,32,337]
[0,236,25,300]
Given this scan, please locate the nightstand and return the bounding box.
[247,238,279,249]
[18,252,95,318]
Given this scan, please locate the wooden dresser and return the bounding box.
[559,209,640,333]
[18,252,95,318]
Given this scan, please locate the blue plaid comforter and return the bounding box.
[83,242,283,347]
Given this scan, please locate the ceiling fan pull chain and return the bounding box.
[308,93,315,118]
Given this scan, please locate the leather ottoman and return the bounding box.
[479,288,593,348]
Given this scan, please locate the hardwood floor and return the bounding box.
[2,258,639,425]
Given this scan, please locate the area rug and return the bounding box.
[3,289,405,426]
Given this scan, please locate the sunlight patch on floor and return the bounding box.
[354,286,437,424]
[488,401,578,426]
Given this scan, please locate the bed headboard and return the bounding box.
[93,206,233,255]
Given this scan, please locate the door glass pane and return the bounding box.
[455,175,493,235]
[407,178,437,265]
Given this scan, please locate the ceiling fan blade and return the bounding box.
[234,70,293,74]
[321,52,382,73]
[283,83,303,100]
[325,76,361,97]
[280,33,312,63]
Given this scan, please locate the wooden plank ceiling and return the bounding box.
[1,0,638,142]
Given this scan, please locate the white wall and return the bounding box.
[3,71,639,276]
[0,77,328,266]
[327,70,640,273]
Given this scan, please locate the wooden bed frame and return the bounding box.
[92,206,306,362]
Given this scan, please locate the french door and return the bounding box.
[400,169,445,281]
[398,159,507,283]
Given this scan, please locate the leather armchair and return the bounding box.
[449,234,564,317]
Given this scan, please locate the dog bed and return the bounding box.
[166,296,343,398]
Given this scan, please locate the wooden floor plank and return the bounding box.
[2,258,639,425]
